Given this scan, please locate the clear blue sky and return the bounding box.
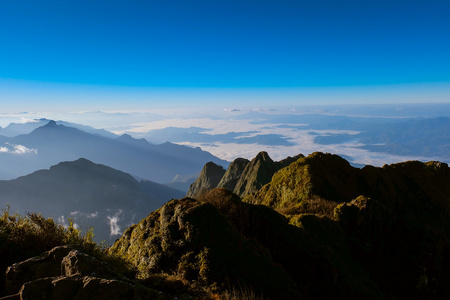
[1,0,449,111]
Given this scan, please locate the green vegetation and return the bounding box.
[0,205,111,296]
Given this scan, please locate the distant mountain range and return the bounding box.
[0,158,185,243]
[0,120,228,183]
[0,118,117,139]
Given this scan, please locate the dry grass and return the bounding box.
[277,196,339,219]
[219,286,264,300]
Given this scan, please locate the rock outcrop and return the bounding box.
[186,161,226,198]
[232,151,279,197]
[1,246,163,300]
[216,157,250,191]
[110,195,300,299]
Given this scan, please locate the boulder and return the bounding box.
[2,246,163,300]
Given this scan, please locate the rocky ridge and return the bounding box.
[187,151,304,198]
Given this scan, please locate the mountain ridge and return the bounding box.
[0,120,229,183]
[187,151,304,198]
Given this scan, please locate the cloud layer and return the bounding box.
[0,143,38,154]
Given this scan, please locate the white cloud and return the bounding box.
[57,215,68,228]
[18,117,40,124]
[57,215,80,230]
[176,125,440,167]
[107,209,123,236]
[0,143,38,155]
[87,212,99,218]
[113,114,446,166]
[70,210,98,218]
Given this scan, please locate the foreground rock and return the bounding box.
[1,246,164,300]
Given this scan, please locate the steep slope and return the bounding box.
[232,151,278,197]
[186,162,226,197]
[216,157,250,191]
[0,158,184,243]
[0,121,228,182]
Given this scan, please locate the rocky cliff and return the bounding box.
[186,162,226,198]
[188,152,304,198]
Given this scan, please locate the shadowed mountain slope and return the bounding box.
[110,189,386,299]
[245,152,450,299]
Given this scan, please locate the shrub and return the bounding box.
[0,206,131,296]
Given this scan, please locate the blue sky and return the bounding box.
[1,0,449,112]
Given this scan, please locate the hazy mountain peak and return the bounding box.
[118,133,132,139]
[45,120,58,127]
[116,133,152,147]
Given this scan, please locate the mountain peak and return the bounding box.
[119,133,132,139]
[116,134,152,147]
[45,120,57,127]
[255,151,273,162]
[186,162,226,198]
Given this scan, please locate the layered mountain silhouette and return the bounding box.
[187,151,303,198]
[0,118,117,139]
[0,158,185,243]
[0,120,228,183]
